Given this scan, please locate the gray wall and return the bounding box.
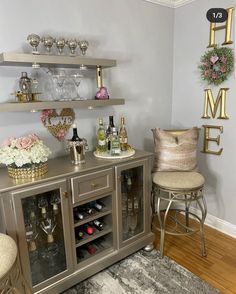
[0,0,174,157]
[172,0,236,225]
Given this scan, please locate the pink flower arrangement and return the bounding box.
[40,109,53,123]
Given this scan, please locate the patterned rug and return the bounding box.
[63,250,220,294]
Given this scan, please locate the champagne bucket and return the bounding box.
[67,139,88,165]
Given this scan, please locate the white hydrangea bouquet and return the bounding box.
[0,134,51,179]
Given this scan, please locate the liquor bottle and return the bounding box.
[84,224,94,235]
[110,127,121,156]
[76,230,84,240]
[71,123,82,142]
[19,72,32,95]
[93,219,103,231]
[96,118,107,153]
[86,243,97,254]
[106,116,115,151]
[119,117,128,151]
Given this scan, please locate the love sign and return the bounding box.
[41,108,75,140]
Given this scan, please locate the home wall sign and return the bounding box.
[201,7,234,155]
[41,108,75,141]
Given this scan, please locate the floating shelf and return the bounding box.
[0,52,116,68]
[0,99,125,112]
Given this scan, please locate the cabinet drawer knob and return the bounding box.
[91,183,99,189]
[63,191,69,198]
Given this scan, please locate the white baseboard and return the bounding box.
[190,207,236,238]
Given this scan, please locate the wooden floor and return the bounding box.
[153,216,236,294]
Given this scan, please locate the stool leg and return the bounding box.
[185,194,190,232]
[197,195,207,257]
[158,192,173,258]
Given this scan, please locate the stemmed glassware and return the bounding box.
[55,38,66,55]
[71,73,84,100]
[52,71,66,100]
[41,36,55,54]
[38,196,48,219]
[50,193,61,215]
[27,34,41,54]
[25,221,39,252]
[78,40,89,70]
[67,39,78,56]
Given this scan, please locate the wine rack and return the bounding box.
[73,195,114,264]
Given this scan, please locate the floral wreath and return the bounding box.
[199,46,234,85]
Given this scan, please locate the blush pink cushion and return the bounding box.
[151,127,199,172]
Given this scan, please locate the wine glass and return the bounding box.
[129,212,138,235]
[50,193,61,215]
[66,39,78,56]
[25,221,39,252]
[52,72,66,101]
[78,40,89,70]
[38,196,48,219]
[27,34,41,54]
[41,36,54,55]
[71,73,84,100]
[55,37,66,55]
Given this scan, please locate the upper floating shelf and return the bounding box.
[0,99,125,112]
[0,52,116,68]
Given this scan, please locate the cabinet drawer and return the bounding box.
[71,168,114,203]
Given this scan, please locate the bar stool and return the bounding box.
[0,233,31,293]
[152,171,207,258]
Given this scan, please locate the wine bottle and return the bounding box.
[85,206,95,215]
[76,230,84,240]
[86,244,97,254]
[106,116,115,151]
[77,250,84,259]
[93,201,103,212]
[93,219,103,231]
[96,118,107,153]
[71,123,82,142]
[74,209,84,220]
[119,117,128,151]
[110,127,121,156]
[84,224,94,235]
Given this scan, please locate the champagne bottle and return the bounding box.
[110,127,121,156]
[84,224,94,235]
[93,219,103,231]
[119,117,128,151]
[96,118,107,153]
[71,123,82,142]
[106,116,115,151]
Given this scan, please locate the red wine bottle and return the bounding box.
[93,220,103,231]
[84,224,94,235]
[86,244,97,254]
[85,206,96,215]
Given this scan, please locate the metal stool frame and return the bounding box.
[0,258,32,294]
[152,183,207,258]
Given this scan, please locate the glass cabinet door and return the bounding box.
[11,179,73,291]
[116,159,150,246]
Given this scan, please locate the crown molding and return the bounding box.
[144,0,197,8]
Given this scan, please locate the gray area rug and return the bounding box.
[63,250,220,294]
